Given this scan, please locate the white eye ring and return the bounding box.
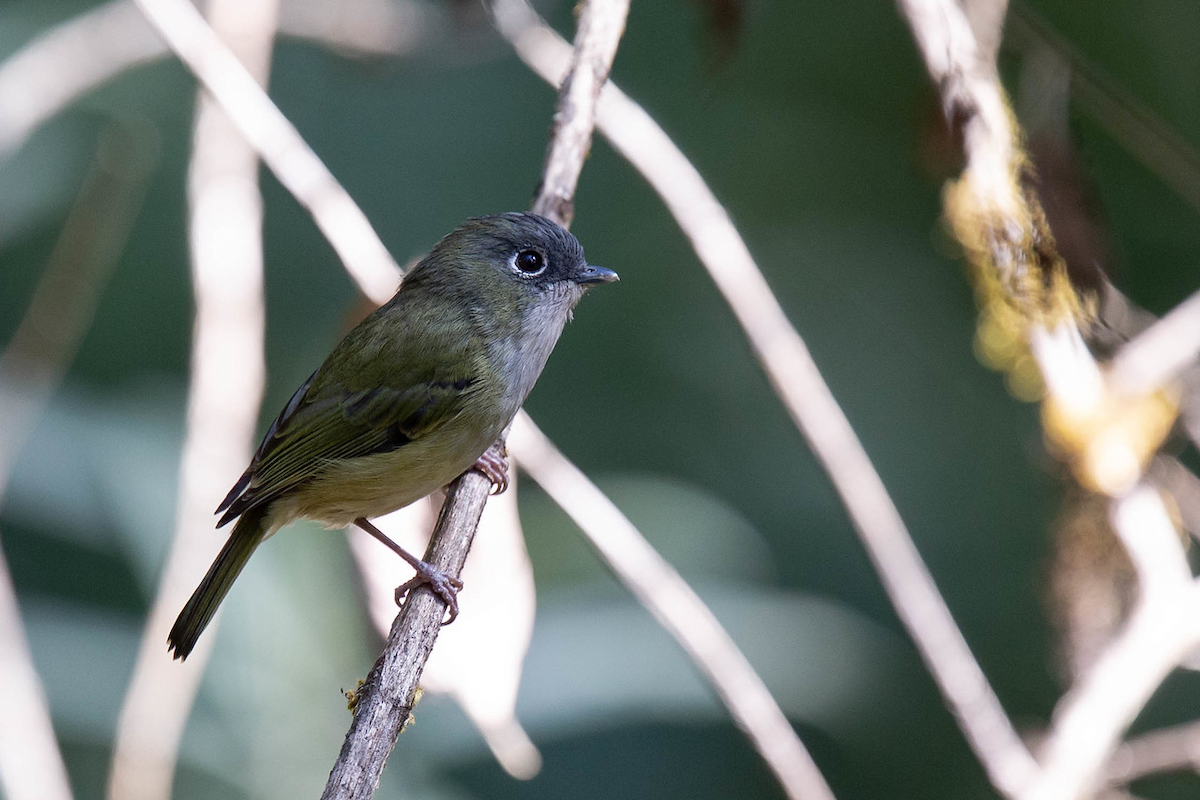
[512,249,547,276]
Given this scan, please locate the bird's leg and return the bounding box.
[354,517,463,624]
[470,441,510,494]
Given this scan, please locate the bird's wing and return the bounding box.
[216,308,486,525]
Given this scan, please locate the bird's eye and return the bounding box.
[513,249,545,275]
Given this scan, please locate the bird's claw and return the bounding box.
[394,563,464,625]
[472,443,510,495]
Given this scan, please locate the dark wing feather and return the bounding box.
[216,368,319,518]
[217,376,479,526]
[216,290,489,527]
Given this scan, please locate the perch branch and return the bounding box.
[322,2,630,797]
[1023,486,1200,800]
[106,2,277,799]
[495,0,1027,793]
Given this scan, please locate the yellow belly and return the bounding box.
[262,421,497,532]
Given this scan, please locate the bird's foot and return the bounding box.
[394,562,464,625]
[471,442,510,495]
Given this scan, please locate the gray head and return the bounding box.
[409,212,617,302]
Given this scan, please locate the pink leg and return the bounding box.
[355,517,463,624]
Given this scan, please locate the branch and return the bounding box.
[1108,288,1200,398]
[508,416,836,800]
[130,0,401,303]
[1107,719,1200,785]
[496,0,1027,794]
[898,1,1199,798]
[106,3,277,799]
[0,124,152,800]
[322,1,630,796]
[1023,486,1200,800]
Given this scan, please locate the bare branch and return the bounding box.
[898,1,1200,798]
[130,0,401,303]
[107,3,276,798]
[321,471,494,799]
[323,1,630,796]
[1108,288,1200,398]
[509,415,836,800]
[1107,719,1200,785]
[1023,486,1200,800]
[349,488,542,780]
[496,0,1027,794]
[0,124,152,800]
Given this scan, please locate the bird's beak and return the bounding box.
[577,265,620,285]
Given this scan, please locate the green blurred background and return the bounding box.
[2,0,1199,798]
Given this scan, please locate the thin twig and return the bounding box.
[348,488,543,780]
[1107,719,1200,785]
[496,0,1027,794]
[107,3,276,798]
[509,416,836,800]
[1108,288,1200,398]
[322,2,629,796]
[0,123,152,800]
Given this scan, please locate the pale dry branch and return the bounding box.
[131,0,401,303]
[1022,486,1200,800]
[322,2,630,796]
[496,0,1026,794]
[106,3,276,799]
[0,124,151,800]
[0,0,425,163]
[1109,288,1200,398]
[1107,719,1200,785]
[508,416,836,800]
[0,558,71,800]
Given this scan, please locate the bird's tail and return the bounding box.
[168,507,268,660]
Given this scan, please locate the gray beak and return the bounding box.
[577,265,620,285]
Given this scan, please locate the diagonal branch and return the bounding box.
[508,416,836,800]
[0,0,424,164]
[130,0,400,304]
[321,2,630,797]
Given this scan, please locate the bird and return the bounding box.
[167,212,618,660]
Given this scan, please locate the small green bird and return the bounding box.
[168,212,617,660]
